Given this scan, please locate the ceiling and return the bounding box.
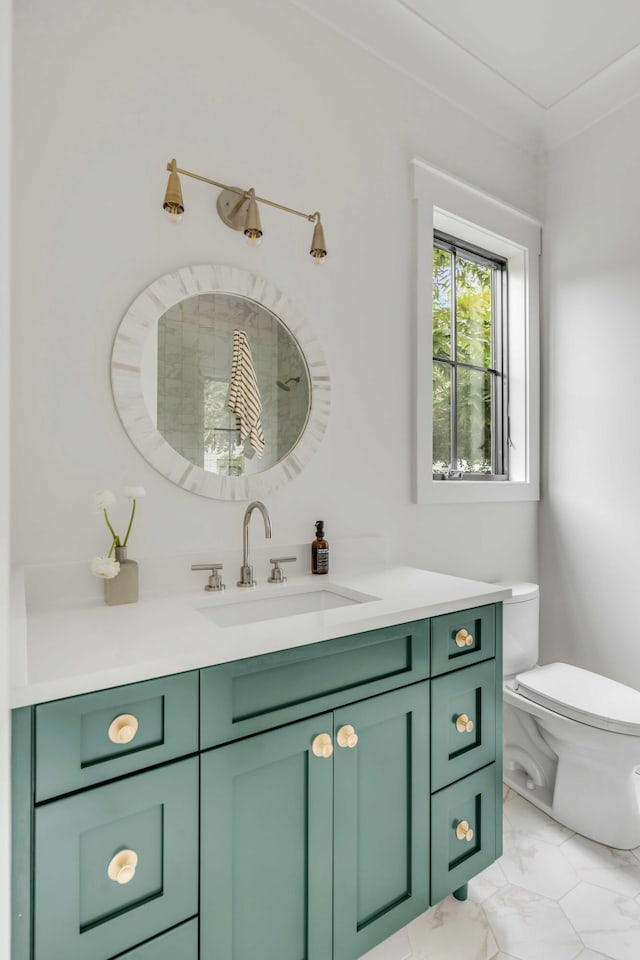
[289,0,640,152]
[401,0,640,108]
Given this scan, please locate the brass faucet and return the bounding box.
[238,501,272,587]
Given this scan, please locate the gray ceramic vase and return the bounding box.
[104,545,139,605]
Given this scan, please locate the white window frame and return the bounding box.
[412,158,541,504]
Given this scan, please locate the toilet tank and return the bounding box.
[499,582,540,676]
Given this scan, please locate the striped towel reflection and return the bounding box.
[227,330,265,457]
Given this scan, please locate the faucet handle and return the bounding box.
[191,563,225,592]
[268,557,297,584]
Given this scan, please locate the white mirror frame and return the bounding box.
[111,264,330,500]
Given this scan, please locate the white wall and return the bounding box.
[1,0,11,953]
[540,97,640,686]
[11,0,539,584]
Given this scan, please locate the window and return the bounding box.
[411,157,540,504]
[432,231,508,479]
[203,378,244,477]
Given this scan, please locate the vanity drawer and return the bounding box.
[430,764,497,904]
[430,604,496,677]
[116,919,197,960]
[430,660,497,791]
[200,620,430,749]
[35,671,199,801]
[33,757,198,960]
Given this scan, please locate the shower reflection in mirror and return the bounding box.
[141,292,310,478]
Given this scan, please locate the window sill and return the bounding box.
[417,479,539,504]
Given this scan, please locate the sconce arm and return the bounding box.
[166,159,320,223]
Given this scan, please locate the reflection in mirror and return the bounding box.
[141,294,310,477]
[112,264,330,500]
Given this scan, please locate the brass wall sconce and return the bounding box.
[162,159,327,264]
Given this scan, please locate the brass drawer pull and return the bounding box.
[312,733,333,758]
[107,849,138,884]
[455,820,474,842]
[108,714,139,745]
[337,724,358,749]
[455,714,474,734]
[455,629,474,648]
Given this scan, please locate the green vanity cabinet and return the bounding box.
[12,601,503,960]
[201,682,430,960]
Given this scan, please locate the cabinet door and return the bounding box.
[35,671,199,801]
[430,660,496,791]
[34,758,198,960]
[333,682,430,960]
[201,714,334,960]
[430,764,497,903]
[431,604,496,676]
[201,620,430,749]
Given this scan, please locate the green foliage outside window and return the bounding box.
[203,378,245,476]
[433,242,499,475]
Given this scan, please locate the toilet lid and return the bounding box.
[515,662,640,736]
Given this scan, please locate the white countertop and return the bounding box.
[10,559,510,708]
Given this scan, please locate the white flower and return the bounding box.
[94,489,116,509]
[123,486,146,499]
[90,556,121,579]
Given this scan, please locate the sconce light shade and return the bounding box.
[243,193,263,246]
[163,161,184,224]
[310,217,327,264]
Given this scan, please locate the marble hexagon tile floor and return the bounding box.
[360,785,640,960]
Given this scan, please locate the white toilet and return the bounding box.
[502,582,640,849]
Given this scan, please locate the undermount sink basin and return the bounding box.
[198,585,378,628]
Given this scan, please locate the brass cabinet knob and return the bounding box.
[455,820,474,842]
[108,714,139,745]
[455,629,474,648]
[455,713,474,734]
[107,849,138,884]
[312,733,333,758]
[337,724,358,749]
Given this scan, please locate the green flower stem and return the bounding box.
[107,537,117,559]
[122,499,137,547]
[103,508,120,548]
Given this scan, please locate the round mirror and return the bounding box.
[112,265,330,499]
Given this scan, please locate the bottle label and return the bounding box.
[315,548,329,571]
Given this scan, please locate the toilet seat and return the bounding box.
[515,662,640,736]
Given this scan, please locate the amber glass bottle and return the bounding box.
[311,520,329,575]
